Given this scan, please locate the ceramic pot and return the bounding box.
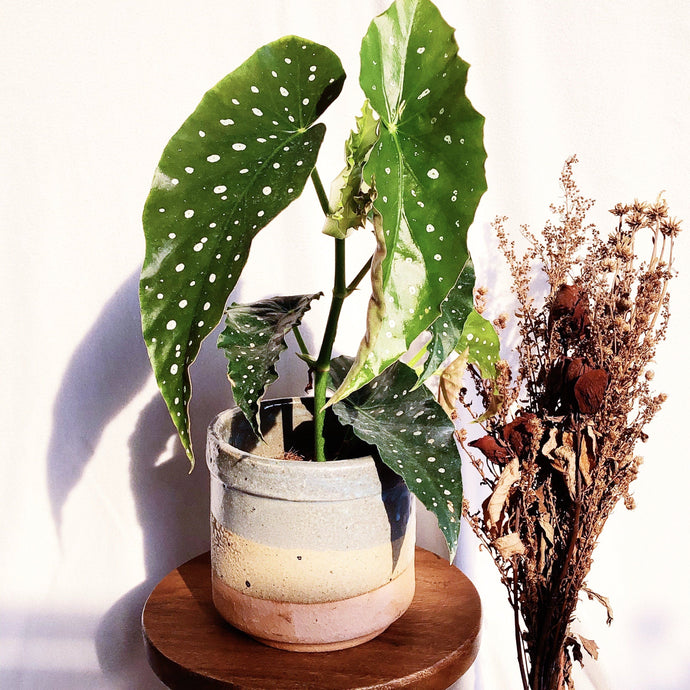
[206,397,416,652]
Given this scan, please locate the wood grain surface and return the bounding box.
[142,547,481,689]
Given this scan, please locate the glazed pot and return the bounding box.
[206,397,416,652]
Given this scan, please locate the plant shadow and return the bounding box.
[65,271,317,686]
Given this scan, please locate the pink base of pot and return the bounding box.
[212,563,415,652]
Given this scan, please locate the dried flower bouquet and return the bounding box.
[458,157,681,690]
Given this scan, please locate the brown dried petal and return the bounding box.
[574,369,609,414]
[468,434,510,464]
[551,284,581,320]
[565,357,592,384]
[502,413,536,457]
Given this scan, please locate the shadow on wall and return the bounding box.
[46,267,316,687]
[46,270,151,529]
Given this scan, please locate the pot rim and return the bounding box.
[206,397,399,501]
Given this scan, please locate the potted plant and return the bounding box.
[140,0,496,651]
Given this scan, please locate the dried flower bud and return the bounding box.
[645,370,655,381]
[624,495,636,510]
[616,298,632,313]
[456,428,468,443]
[634,455,644,467]
[615,234,634,258]
[494,313,508,330]
[601,257,617,272]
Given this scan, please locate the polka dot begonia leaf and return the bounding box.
[416,257,475,386]
[330,355,463,561]
[456,309,500,379]
[217,293,322,438]
[329,0,487,406]
[140,37,345,466]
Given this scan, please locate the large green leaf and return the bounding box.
[331,355,463,560]
[217,293,321,437]
[329,0,487,406]
[416,257,475,385]
[140,37,345,464]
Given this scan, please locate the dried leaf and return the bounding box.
[584,587,614,625]
[578,438,593,487]
[579,635,599,660]
[438,349,469,418]
[567,635,583,665]
[486,458,520,533]
[553,432,578,500]
[541,426,560,458]
[493,532,526,559]
[475,389,505,423]
[538,515,555,545]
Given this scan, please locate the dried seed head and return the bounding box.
[661,216,682,237]
[609,203,629,216]
[494,313,508,329]
[646,198,669,222]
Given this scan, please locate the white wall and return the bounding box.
[2,1,689,688]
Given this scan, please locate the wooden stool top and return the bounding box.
[142,547,481,689]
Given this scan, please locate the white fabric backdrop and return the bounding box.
[2,1,689,688]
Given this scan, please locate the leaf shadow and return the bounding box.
[46,269,151,530]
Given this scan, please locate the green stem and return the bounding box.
[311,168,331,216]
[314,238,347,462]
[292,325,310,357]
[346,255,373,296]
[311,167,347,463]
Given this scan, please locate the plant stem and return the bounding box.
[311,167,331,216]
[310,167,347,463]
[346,255,373,295]
[292,325,310,357]
[314,238,347,461]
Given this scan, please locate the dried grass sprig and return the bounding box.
[461,157,680,690]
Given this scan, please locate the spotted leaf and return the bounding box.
[331,355,463,560]
[456,309,500,379]
[329,0,487,405]
[217,293,322,437]
[140,38,345,465]
[417,257,475,385]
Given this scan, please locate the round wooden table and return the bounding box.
[142,547,481,689]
